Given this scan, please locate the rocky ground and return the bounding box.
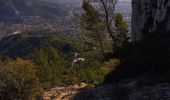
[42,81,170,100]
[42,83,88,100]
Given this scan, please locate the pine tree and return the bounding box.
[79,0,106,58]
[113,13,130,59]
[114,13,128,48]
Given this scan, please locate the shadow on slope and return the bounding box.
[72,31,170,100]
[104,31,170,83]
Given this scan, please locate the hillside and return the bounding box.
[0,0,131,23]
[1,0,170,100]
[0,0,70,23]
[0,33,115,89]
[0,34,74,58]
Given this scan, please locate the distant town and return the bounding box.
[0,0,131,37]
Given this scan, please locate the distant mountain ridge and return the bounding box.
[0,0,131,23]
[0,0,21,22]
[0,0,70,23]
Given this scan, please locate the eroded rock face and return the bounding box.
[132,0,170,41]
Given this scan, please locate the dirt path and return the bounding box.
[42,83,88,100]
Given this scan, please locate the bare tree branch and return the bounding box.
[99,0,118,44]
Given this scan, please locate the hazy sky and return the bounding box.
[119,0,131,1]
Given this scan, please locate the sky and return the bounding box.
[119,0,131,1]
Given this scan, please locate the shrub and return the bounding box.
[0,58,42,100]
[33,47,65,88]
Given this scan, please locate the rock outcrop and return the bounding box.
[42,82,170,100]
[132,0,170,41]
[42,83,88,100]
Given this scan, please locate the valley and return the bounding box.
[0,0,131,38]
[0,0,170,100]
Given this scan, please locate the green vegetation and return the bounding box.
[0,34,119,89]
[0,0,131,98]
[33,48,65,88]
[114,13,128,48]
[77,0,129,59]
[0,58,42,100]
[1,0,170,100]
[78,0,106,58]
[113,13,131,59]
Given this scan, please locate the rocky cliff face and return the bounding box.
[132,0,170,41]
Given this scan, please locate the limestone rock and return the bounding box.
[132,0,170,41]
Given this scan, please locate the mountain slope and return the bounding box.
[0,0,70,22]
[0,0,21,22]
[0,34,75,58]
